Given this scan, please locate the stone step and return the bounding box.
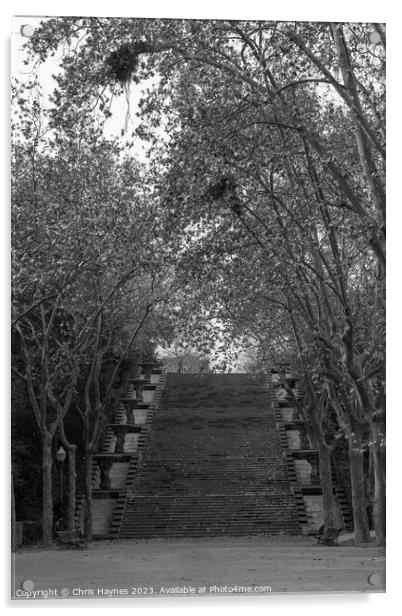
[118,373,301,538]
[118,530,301,538]
[92,498,117,536]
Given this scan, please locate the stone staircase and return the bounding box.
[118,373,301,538]
[75,365,353,540]
[270,369,353,534]
[74,362,166,538]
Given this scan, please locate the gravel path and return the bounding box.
[12,535,385,600]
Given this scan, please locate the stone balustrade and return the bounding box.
[75,362,164,538]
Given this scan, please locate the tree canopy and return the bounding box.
[12,17,386,545]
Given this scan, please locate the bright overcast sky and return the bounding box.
[11,15,153,159]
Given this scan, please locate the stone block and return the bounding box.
[303,494,324,531]
[134,408,148,424]
[287,430,301,450]
[294,458,312,484]
[124,432,140,453]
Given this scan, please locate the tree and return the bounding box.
[11,79,172,543]
[77,270,175,540]
[22,17,385,544]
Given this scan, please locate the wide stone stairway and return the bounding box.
[118,373,301,538]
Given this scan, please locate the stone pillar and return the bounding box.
[143,388,155,404]
[295,458,312,484]
[310,457,320,485]
[299,426,310,450]
[134,408,148,425]
[287,429,301,450]
[114,429,126,454]
[97,458,113,490]
[134,382,144,401]
[125,405,135,425]
[281,407,294,421]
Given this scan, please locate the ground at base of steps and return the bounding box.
[13,535,385,596]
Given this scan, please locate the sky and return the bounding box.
[11,15,153,160]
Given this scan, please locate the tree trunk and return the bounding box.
[84,449,94,541]
[370,421,386,546]
[348,432,370,543]
[317,443,343,530]
[291,381,343,532]
[58,424,77,532]
[41,432,54,546]
[65,445,77,531]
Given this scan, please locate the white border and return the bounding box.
[2,1,399,614]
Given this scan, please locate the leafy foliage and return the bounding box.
[13,17,386,543]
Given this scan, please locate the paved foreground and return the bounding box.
[12,536,385,600]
